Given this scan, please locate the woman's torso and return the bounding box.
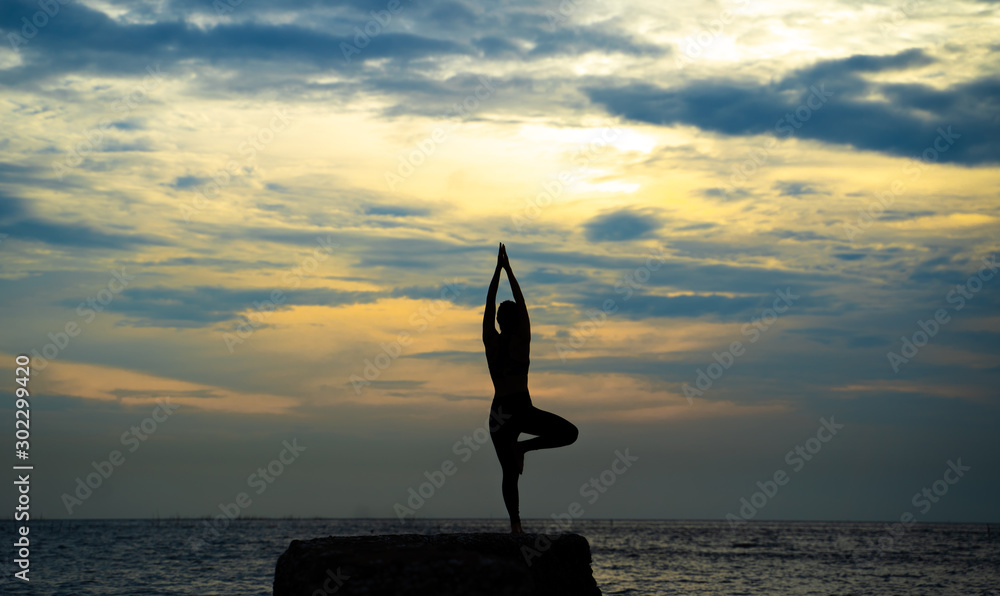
[486,333,530,397]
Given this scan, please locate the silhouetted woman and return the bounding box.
[484,242,578,533]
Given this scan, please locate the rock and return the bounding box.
[273,532,602,596]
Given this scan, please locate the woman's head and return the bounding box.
[496,300,521,334]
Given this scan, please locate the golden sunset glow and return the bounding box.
[0,0,997,522]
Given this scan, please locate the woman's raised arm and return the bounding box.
[501,244,530,338]
[483,243,504,341]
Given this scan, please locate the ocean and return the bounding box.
[1,519,997,595]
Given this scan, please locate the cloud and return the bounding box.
[775,181,826,197]
[363,204,432,217]
[606,291,770,320]
[472,35,521,59]
[109,118,146,130]
[875,209,937,222]
[523,267,591,285]
[0,0,675,127]
[848,335,890,348]
[425,0,482,28]
[0,189,172,250]
[134,256,289,270]
[769,230,832,242]
[100,138,155,152]
[0,218,171,250]
[167,176,209,190]
[701,187,752,202]
[584,208,662,242]
[586,48,1000,165]
[0,0,471,86]
[0,192,27,221]
[68,285,378,327]
[65,280,474,327]
[675,222,717,231]
[526,24,669,59]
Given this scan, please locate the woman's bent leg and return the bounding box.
[517,406,578,453]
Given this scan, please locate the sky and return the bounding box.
[0,0,997,526]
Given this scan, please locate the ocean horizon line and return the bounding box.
[3,516,997,524]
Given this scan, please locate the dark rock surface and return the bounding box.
[273,532,603,596]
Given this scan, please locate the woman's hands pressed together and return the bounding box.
[498,242,511,272]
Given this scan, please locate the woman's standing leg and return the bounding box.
[490,401,524,533]
[497,447,523,533]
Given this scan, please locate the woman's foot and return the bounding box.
[511,520,524,534]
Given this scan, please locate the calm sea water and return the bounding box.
[1,519,997,595]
